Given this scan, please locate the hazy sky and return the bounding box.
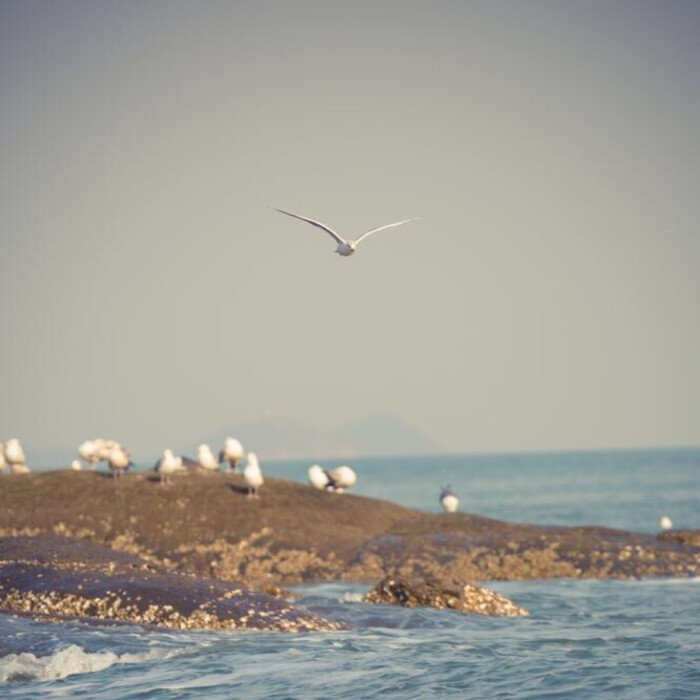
[2,0,699,460]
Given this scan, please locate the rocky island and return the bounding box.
[1,470,698,630]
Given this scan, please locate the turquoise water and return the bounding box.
[2,448,699,698]
[265,447,700,532]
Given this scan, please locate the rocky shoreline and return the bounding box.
[0,535,343,632]
[1,470,698,630]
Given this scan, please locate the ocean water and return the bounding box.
[2,448,699,698]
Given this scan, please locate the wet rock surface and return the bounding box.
[0,471,698,586]
[0,535,343,632]
[350,518,700,582]
[365,575,529,616]
[657,529,700,548]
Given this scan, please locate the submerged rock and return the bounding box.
[0,535,344,632]
[365,575,529,617]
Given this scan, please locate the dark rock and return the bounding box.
[657,530,700,548]
[0,535,343,632]
[365,575,528,616]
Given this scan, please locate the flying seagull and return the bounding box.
[272,207,420,256]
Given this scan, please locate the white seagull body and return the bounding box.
[326,465,357,493]
[107,446,132,478]
[308,464,332,490]
[243,452,264,499]
[155,449,184,486]
[219,437,245,473]
[273,208,420,256]
[440,487,459,513]
[78,440,101,469]
[5,439,26,466]
[0,445,6,473]
[197,444,219,471]
[79,438,123,470]
[70,459,82,471]
[5,439,28,472]
[96,439,121,462]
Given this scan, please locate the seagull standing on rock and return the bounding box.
[5,439,29,473]
[107,446,132,478]
[660,516,673,531]
[243,452,264,499]
[326,466,357,493]
[155,449,184,487]
[308,464,333,490]
[78,440,102,469]
[440,486,459,513]
[79,438,124,470]
[219,437,245,473]
[273,208,420,256]
[197,444,219,472]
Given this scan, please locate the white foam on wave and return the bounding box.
[0,644,169,683]
[338,592,365,603]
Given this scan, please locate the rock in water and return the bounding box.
[365,575,528,617]
[0,535,344,632]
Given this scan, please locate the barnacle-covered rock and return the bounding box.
[0,535,344,632]
[365,575,528,616]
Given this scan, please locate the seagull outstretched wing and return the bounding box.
[353,218,420,246]
[272,208,347,246]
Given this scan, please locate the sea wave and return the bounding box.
[338,592,365,603]
[0,644,168,683]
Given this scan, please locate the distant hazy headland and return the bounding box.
[30,415,441,467]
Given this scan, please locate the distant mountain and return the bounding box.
[195,415,440,460]
[330,415,441,458]
[25,416,440,469]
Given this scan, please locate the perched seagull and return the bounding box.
[308,464,334,490]
[326,465,356,493]
[660,516,673,531]
[219,437,245,473]
[243,452,264,499]
[154,449,184,486]
[97,439,122,462]
[70,459,82,471]
[440,486,459,513]
[0,444,6,474]
[78,440,102,469]
[273,208,420,256]
[79,438,123,470]
[106,446,132,479]
[197,444,219,471]
[5,439,28,473]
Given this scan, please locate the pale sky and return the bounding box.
[1,0,699,460]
